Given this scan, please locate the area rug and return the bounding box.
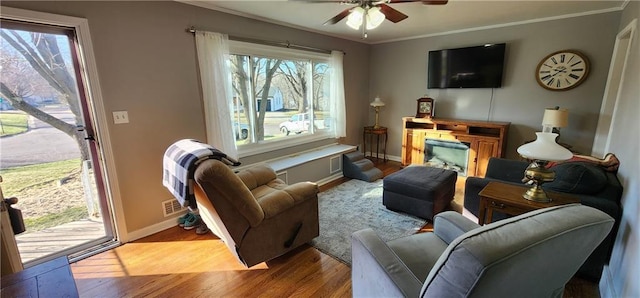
[310,179,427,265]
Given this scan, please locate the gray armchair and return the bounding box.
[352,204,613,298]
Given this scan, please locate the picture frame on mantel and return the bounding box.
[416,97,434,118]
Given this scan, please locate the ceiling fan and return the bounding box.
[322,0,448,37]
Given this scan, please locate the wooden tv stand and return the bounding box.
[401,117,510,177]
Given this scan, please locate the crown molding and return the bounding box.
[372,6,624,44]
[176,1,625,45]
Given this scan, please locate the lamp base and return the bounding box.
[522,160,556,203]
[523,185,552,203]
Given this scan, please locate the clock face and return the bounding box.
[536,50,589,91]
[419,102,431,113]
[416,97,434,118]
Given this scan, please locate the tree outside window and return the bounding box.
[1,26,89,161]
[228,51,332,147]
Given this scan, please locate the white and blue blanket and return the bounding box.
[162,139,240,208]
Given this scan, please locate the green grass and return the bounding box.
[1,159,85,232]
[24,206,88,232]
[0,159,81,195]
[0,112,29,136]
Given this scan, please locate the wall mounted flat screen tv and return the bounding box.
[428,43,506,89]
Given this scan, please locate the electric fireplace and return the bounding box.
[424,139,470,176]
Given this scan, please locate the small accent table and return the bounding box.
[363,126,387,161]
[477,181,580,225]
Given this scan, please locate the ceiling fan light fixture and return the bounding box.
[346,7,365,30]
[366,6,385,30]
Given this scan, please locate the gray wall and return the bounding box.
[369,12,620,159]
[2,1,640,296]
[2,1,370,234]
[605,2,639,296]
[4,6,636,290]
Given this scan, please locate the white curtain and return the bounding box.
[329,50,346,138]
[195,31,238,159]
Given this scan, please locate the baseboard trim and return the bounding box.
[599,265,617,298]
[126,218,182,242]
[387,154,401,162]
[317,172,345,186]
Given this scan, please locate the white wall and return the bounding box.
[600,1,639,296]
[369,12,620,159]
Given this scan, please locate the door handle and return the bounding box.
[77,125,95,141]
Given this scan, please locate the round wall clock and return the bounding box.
[535,50,590,91]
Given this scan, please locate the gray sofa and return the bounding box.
[352,204,613,297]
[464,157,623,281]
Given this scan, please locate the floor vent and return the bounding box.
[162,199,186,217]
[330,155,341,173]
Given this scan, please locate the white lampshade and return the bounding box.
[366,7,385,30]
[542,108,569,128]
[517,132,573,161]
[370,96,385,107]
[346,7,365,30]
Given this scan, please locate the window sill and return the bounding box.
[237,132,333,158]
[234,143,356,173]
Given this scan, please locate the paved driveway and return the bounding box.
[0,106,80,170]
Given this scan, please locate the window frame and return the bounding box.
[228,41,335,157]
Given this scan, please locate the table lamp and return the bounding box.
[517,132,572,202]
[542,107,568,134]
[370,97,385,129]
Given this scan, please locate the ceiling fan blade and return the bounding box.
[386,0,421,3]
[386,0,447,4]
[323,8,352,25]
[304,0,353,2]
[378,4,408,23]
[421,0,448,4]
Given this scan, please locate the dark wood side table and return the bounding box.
[363,126,387,161]
[477,181,580,225]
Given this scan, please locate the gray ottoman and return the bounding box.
[383,166,457,220]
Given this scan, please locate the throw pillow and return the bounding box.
[546,153,620,173]
[544,162,607,194]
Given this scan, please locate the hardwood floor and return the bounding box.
[72,228,350,297]
[70,159,598,297]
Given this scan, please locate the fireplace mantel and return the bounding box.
[401,117,510,177]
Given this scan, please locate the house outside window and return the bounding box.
[228,41,335,156]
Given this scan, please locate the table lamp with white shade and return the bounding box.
[370,97,385,129]
[517,108,573,202]
[542,107,568,134]
[517,132,573,202]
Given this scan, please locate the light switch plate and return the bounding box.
[113,111,129,124]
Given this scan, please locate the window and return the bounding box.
[228,41,336,155]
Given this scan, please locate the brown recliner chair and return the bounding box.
[194,159,319,267]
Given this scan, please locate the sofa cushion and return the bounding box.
[545,162,607,194]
